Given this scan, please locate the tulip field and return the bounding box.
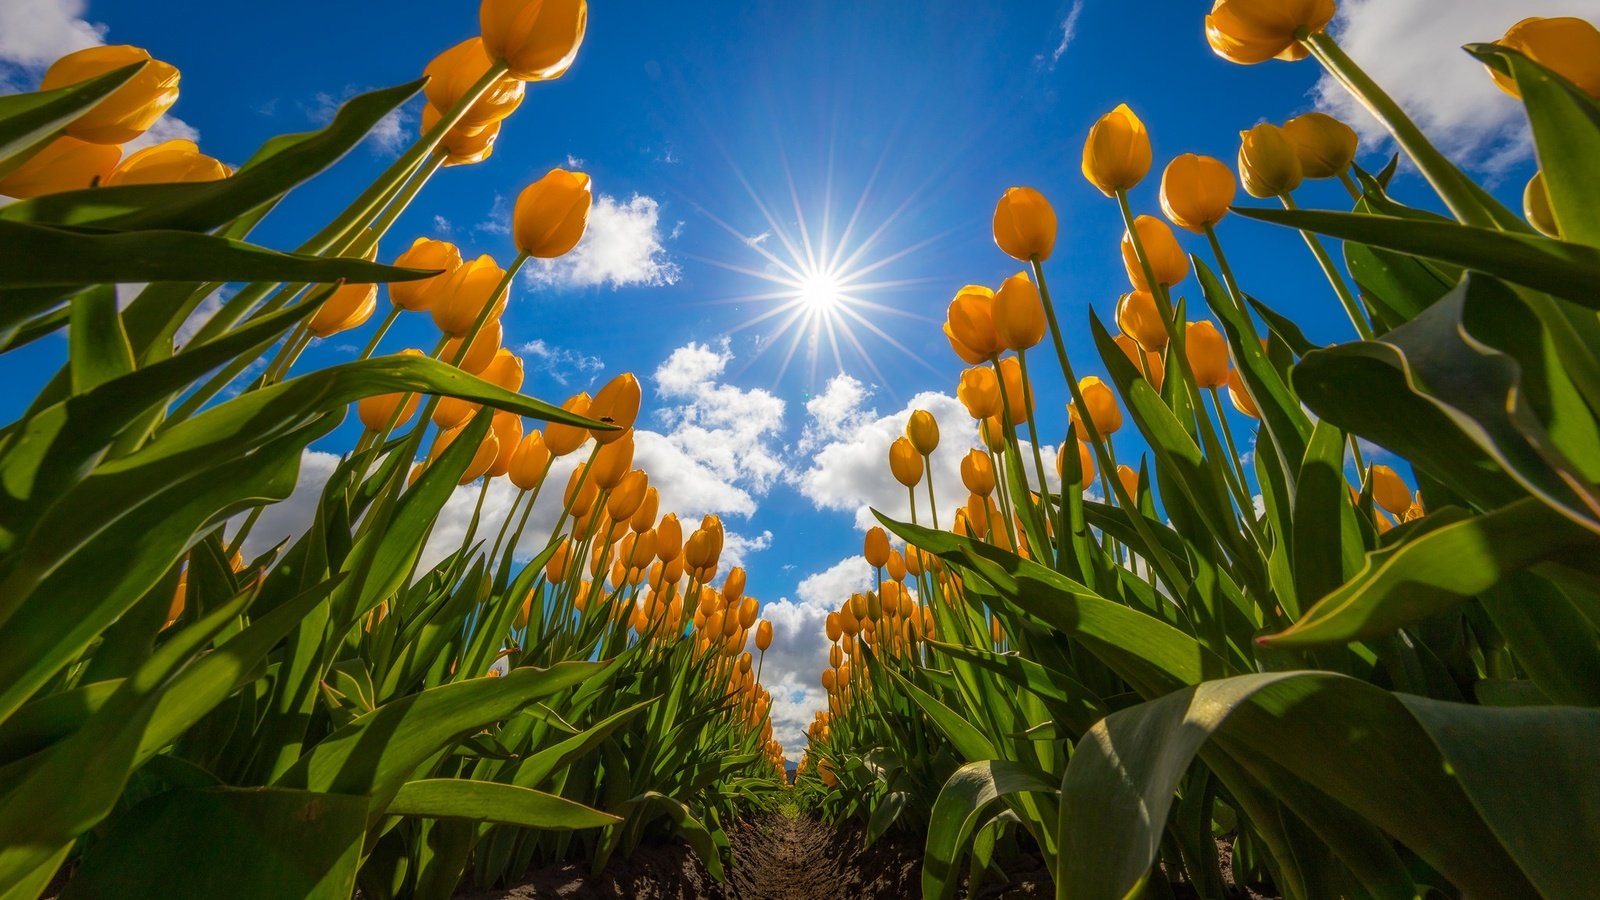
[2,0,1598,898]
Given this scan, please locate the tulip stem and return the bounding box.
[226,507,265,559]
[906,485,920,529]
[1279,193,1374,341]
[357,306,403,361]
[1015,351,1059,563]
[922,456,941,530]
[1201,226,1255,333]
[1337,170,1362,202]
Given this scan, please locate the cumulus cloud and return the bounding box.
[1312,0,1600,172]
[791,373,1058,531]
[527,194,682,290]
[0,0,200,149]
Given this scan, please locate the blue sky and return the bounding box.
[1,0,1580,748]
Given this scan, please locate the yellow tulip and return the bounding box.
[431,423,500,484]
[480,347,526,393]
[1056,439,1096,488]
[1524,170,1560,239]
[309,242,380,338]
[423,38,525,129]
[1491,17,1600,99]
[1116,464,1140,503]
[441,318,502,375]
[889,437,924,488]
[564,464,599,516]
[356,348,425,431]
[906,409,940,456]
[104,139,229,186]
[944,285,1000,361]
[546,538,573,582]
[1116,289,1168,351]
[0,136,120,198]
[1185,321,1231,389]
[1280,112,1357,180]
[756,619,774,652]
[979,415,1007,453]
[588,373,641,444]
[656,513,683,562]
[1160,154,1236,233]
[1370,464,1411,517]
[607,469,650,521]
[1226,368,1260,419]
[487,410,524,478]
[1113,334,1164,391]
[545,392,594,456]
[957,366,1002,420]
[998,356,1032,424]
[864,527,891,568]
[1073,376,1123,436]
[630,486,659,532]
[992,187,1058,261]
[41,45,180,144]
[1238,123,1304,198]
[508,430,551,490]
[1081,103,1152,197]
[960,449,995,497]
[432,254,508,337]
[590,430,634,489]
[421,104,501,167]
[1122,215,1189,291]
[1205,0,1335,65]
[481,0,589,82]
[513,168,592,258]
[992,272,1046,351]
[389,238,462,311]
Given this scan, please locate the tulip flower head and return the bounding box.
[0,136,120,198]
[864,527,891,568]
[432,422,500,484]
[1205,0,1336,65]
[545,392,594,456]
[756,619,774,652]
[889,437,924,487]
[992,187,1058,261]
[1238,123,1304,198]
[481,0,589,82]
[1082,104,1152,197]
[1160,154,1236,233]
[992,272,1047,351]
[1113,334,1164,391]
[1116,464,1141,504]
[1116,290,1168,352]
[1073,376,1123,437]
[309,242,380,338]
[390,238,462,311]
[1226,368,1260,419]
[513,167,592,258]
[1122,215,1190,291]
[487,410,525,478]
[1369,465,1411,517]
[433,254,509,337]
[944,285,1001,362]
[357,348,426,431]
[442,319,503,375]
[423,38,525,129]
[906,409,940,456]
[1491,17,1600,99]
[961,449,996,496]
[105,140,229,186]
[1280,112,1357,180]
[41,45,180,144]
[1185,321,1231,389]
[588,373,641,444]
[421,104,501,167]
[508,430,551,490]
[957,366,1003,420]
[997,356,1032,424]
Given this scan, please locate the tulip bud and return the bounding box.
[889,437,924,487]
[1116,290,1168,352]
[1490,17,1600,100]
[964,493,992,540]
[864,527,890,568]
[944,285,1000,361]
[1116,464,1140,504]
[738,595,758,630]
[1369,465,1411,517]
[508,430,551,490]
[481,0,589,82]
[906,409,940,455]
[997,356,1031,425]
[825,612,843,643]
[357,349,426,431]
[1205,0,1335,65]
[1073,376,1123,437]
[0,136,120,198]
[433,254,508,338]
[545,393,593,456]
[957,366,1002,420]
[546,538,573,582]
[41,45,180,144]
[1226,368,1260,419]
[992,272,1046,351]
[589,373,641,443]
[423,38,525,129]
[441,319,502,375]
[723,566,748,605]
[105,139,229,186]
[513,168,592,258]
[486,410,524,478]
[1121,215,1189,291]
[961,449,995,497]
[431,423,499,484]
[979,416,1007,453]
[1160,154,1236,234]
[590,430,634,489]
[821,668,837,693]
[1524,171,1560,239]
[421,104,500,167]
[1081,103,1152,197]
[631,486,659,532]
[756,619,774,652]
[1238,123,1303,199]
[1185,321,1231,389]
[1057,439,1096,488]
[390,238,462,311]
[607,469,649,521]
[992,187,1058,261]
[886,550,907,583]
[309,241,380,338]
[1281,112,1358,180]
[656,513,683,561]
[432,395,479,430]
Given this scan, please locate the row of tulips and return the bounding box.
[0,4,788,899]
[795,6,1600,899]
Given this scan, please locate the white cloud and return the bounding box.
[308,89,414,156]
[1039,0,1087,70]
[790,374,1059,532]
[1312,0,1600,172]
[0,0,199,151]
[526,193,681,290]
[519,339,604,387]
[238,450,343,559]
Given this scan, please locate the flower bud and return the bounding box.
[545,393,593,456]
[944,285,1000,361]
[1160,153,1236,234]
[756,619,774,652]
[825,612,843,643]
[421,104,500,167]
[390,238,462,311]
[992,271,1046,351]
[1056,439,1096,488]
[589,373,640,444]
[0,136,120,198]
[591,430,634,489]
[1185,321,1230,389]
[1281,112,1357,180]
[433,254,508,337]
[431,422,500,484]
[1116,464,1140,504]
[1370,465,1411,517]
[508,430,551,490]
[656,513,683,561]
[864,527,890,568]
[957,366,1002,420]
[105,140,229,186]
[997,356,1031,425]
[423,38,525,129]
[487,410,524,477]
[441,319,502,374]
[961,449,995,497]
[1113,335,1165,392]
[1121,215,1189,291]
[906,409,940,455]
[1116,290,1168,351]
[41,45,180,144]
[889,437,924,487]
[607,469,650,521]
[631,486,659,532]
[1238,123,1303,199]
[1073,376,1123,436]
[481,0,589,82]
[1081,103,1152,197]
[1205,0,1335,65]
[564,463,599,516]
[546,538,573,582]
[309,241,380,338]
[357,349,426,431]
[513,167,592,258]
[1491,17,1600,100]
[992,187,1058,261]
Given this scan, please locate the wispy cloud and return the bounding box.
[1036,0,1087,71]
[306,88,415,156]
[518,338,604,387]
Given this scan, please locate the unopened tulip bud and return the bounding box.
[997,356,1031,424]
[864,527,890,568]
[590,430,634,489]
[0,136,120,198]
[431,423,500,484]
[508,430,551,490]
[589,373,640,443]
[1491,17,1600,100]
[545,393,593,456]
[1160,154,1236,234]
[423,38,525,129]
[487,410,524,477]
[1185,321,1231,389]
[309,241,380,338]
[656,513,682,561]
[1116,290,1168,352]
[357,349,426,431]
[958,366,1002,420]
[1370,465,1411,517]
[906,409,940,455]
[1122,215,1189,291]
[961,449,995,496]
[1281,112,1358,180]
[992,187,1058,261]
[1205,0,1335,65]
[441,319,502,375]
[390,238,462,311]
[105,139,229,186]
[41,45,180,144]
[979,416,1007,453]
[1073,376,1123,436]
[421,104,500,167]
[944,285,1001,361]
[889,437,924,487]
[481,0,589,82]
[631,486,659,532]
[992,272,1046,351]
[1082,103,1152,197]
[1116,464,1140,503]
[756,619,774,652]
[433,254,508,337]
[513,168,591,258]
[1238,123,1303,199]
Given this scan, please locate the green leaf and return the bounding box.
[66,285,134,393]
[0,80,425,231]
[884,666,995,763]
[61,787,366,900]
[0,63,144,177]
[1234,206,1600,310]
[922,760,1055,900]
[389,779,620,830]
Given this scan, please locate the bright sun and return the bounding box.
[797,268,844,313]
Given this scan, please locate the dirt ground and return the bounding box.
[456,813,1050,899]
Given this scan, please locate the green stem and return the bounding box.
[922,456,940,530]
[1280,192,1374,341]
[1337,170,1361,202]
[358,305,404,361]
